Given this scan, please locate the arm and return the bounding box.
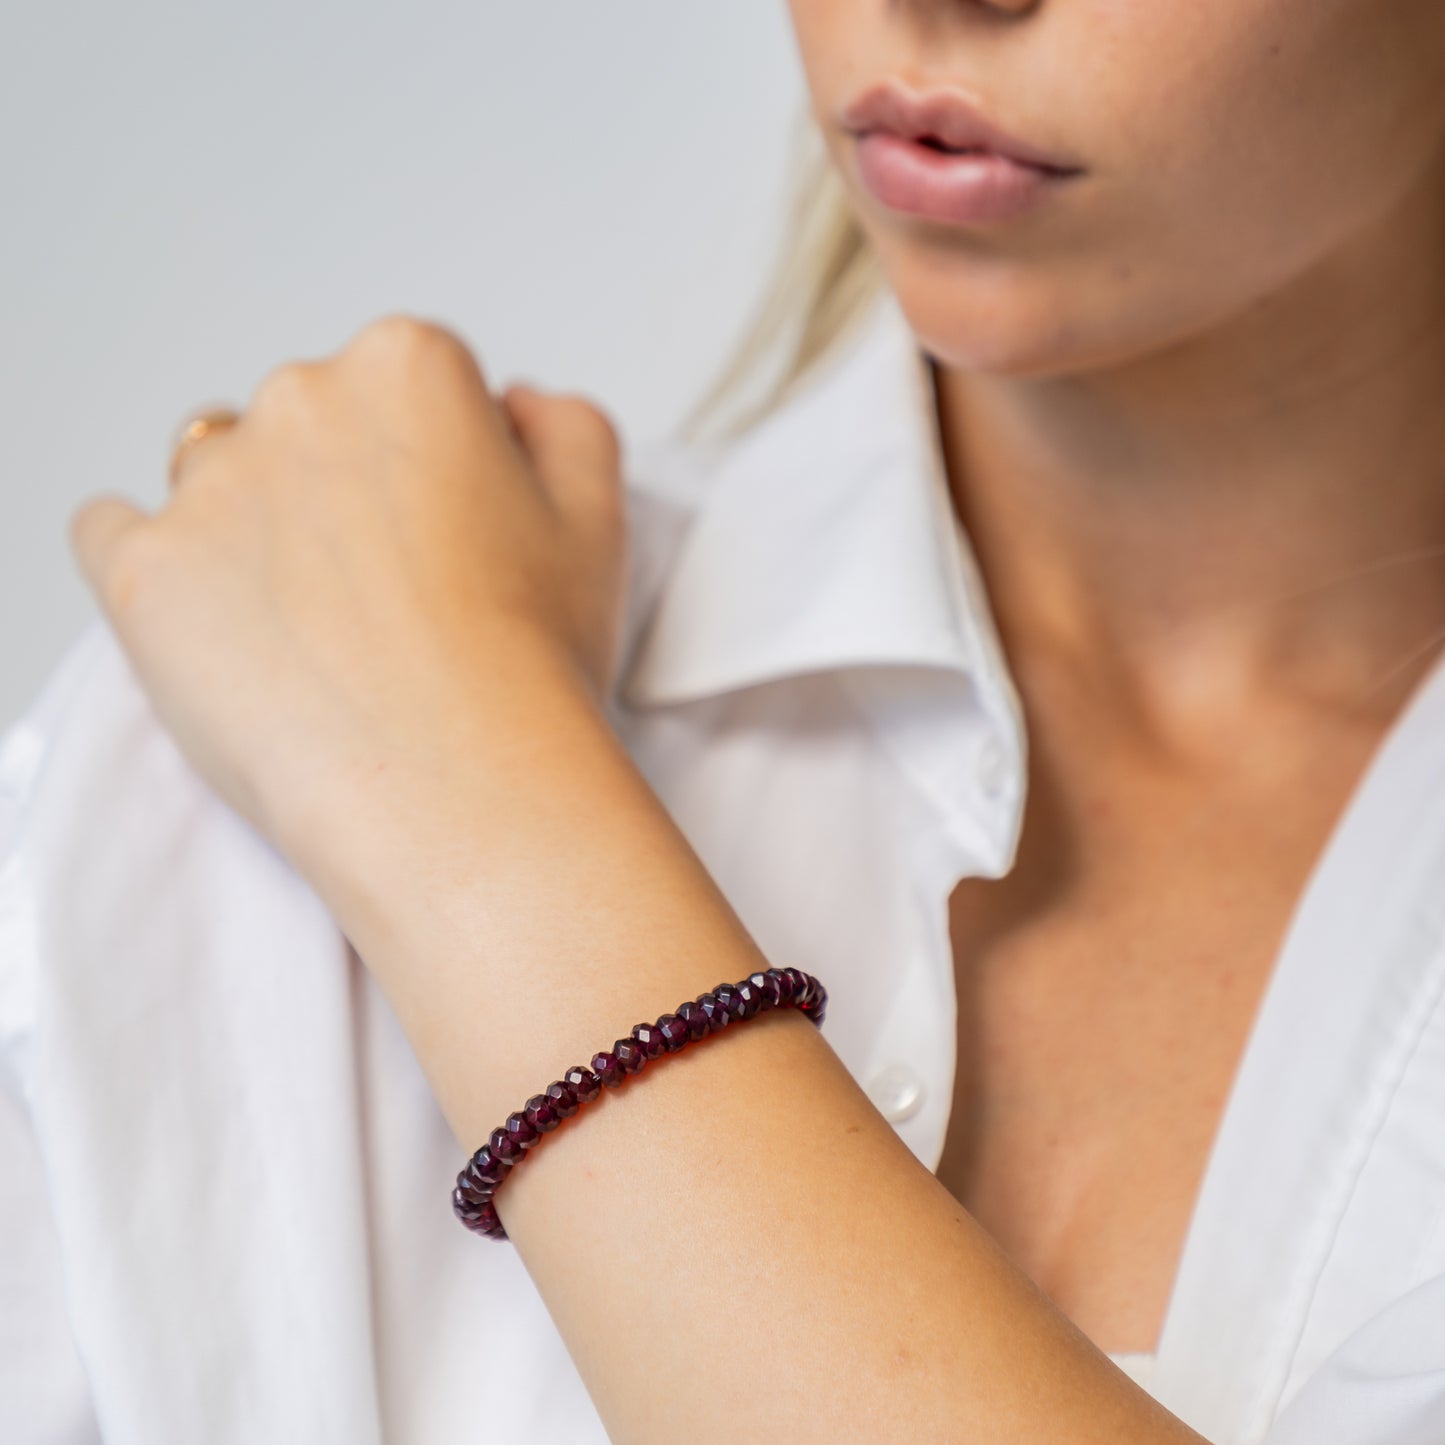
[274,631,1209,1445]
[68,317,1207,1444]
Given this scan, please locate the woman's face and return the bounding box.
[786,0,1445,379]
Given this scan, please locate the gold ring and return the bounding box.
[168,406,241,490]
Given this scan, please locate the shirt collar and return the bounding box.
[618,284,1021,717]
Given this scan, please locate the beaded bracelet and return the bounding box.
[451,965,828,1241]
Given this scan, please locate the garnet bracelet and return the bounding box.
[451,965,828,1241]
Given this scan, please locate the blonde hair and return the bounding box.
[673,100,890,450]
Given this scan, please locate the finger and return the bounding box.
[502,385,622,517]
[167,407,243,491]
[68,493,152,608]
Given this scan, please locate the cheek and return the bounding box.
[882,0,1445,377]
[1123,0,1442,259]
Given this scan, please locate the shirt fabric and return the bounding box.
[2,282,1444,1444]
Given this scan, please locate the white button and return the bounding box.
[866,1064,924,1123]
[974,732,1009,799]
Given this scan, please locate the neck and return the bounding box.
[933,152,1445,742]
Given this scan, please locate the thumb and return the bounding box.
[68,492,153,612]
[501,383,622,518]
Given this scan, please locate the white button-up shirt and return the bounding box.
[3,284,1444,1444]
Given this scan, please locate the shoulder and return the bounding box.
[0,619,121,862]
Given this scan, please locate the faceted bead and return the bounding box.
[632,1020,668,1059]
[490,1125,527,1163]
[592,1050,624,1087]
[752,970,783,1008]
[673,1000,706,1041]
[564,1065,601,1103]
[696,992,730,1033]
[731,979,762,1020]
[713,982,741,1019]
[461,1178,495,1209]
[467,1144,509,1186]
[505,1112,540,1149]
[773,970,797,1005]
[656,1013,691,1051]
[790,970,813,1007]
[545,1079,581,1118]
[524,1093,563,1133]
[474,1200,502,1234]
[614,1037,647,1075]
[456,1173,491,1207]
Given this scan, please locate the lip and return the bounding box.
[840,79,1084,225]
[851,133,1074,225]
[839,79,1083,175]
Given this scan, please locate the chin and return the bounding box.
[886,256,1235,386]
[887,269,1095,382]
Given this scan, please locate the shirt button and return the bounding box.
[974,733,1009,799]
[866,1064,924,1123]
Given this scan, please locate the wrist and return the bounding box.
[259,622,603,937]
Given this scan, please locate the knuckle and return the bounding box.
[553,395,624,471]
[354,311,429,353]
[351,313,479,374]
[252,359,319,416]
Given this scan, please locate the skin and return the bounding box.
[792,0,1445,1350]
[61,1,1445,1439]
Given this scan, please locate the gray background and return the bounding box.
[0,1,805,725]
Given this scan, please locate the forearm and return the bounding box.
[273,636,1209,1445]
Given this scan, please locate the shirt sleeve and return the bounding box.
[0,621,115,1444]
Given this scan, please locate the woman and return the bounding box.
[5,0,1445,1440]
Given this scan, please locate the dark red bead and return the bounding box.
[613,1037,647,1075]
[713,982,741,1018]
[467,1145,509,1186]
[696,992,730,1032]
[473,1200,502,1234]
[592,1050,624,1087]
[457,1174,490,1204]
[632,1021,667,1059]
[750,970,783,1008]
[773,970,797,1005]
[675,1000,711,1040]
[545,1079,580,1118]
[456,1172,491,1205]
[564,1065,601,1103]
[490,1125,527,1163]
[524,1093,562,1132]
[657,1013,691,1051]
[505,1112,540,1149]
[731,979,761,1019]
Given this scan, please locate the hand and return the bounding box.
[68,313,628,851]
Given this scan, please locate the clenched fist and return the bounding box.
[68,313,629,854]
